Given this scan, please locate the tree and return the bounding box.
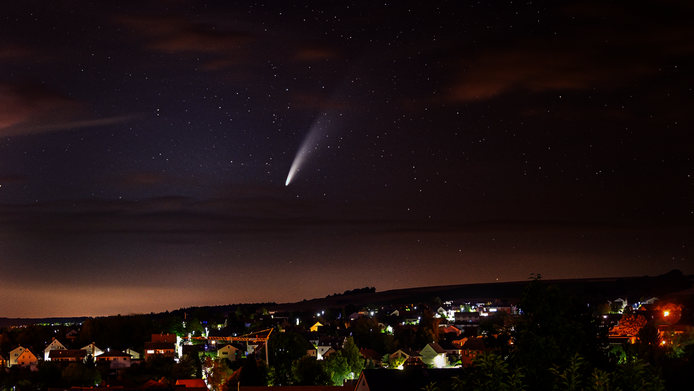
[615,314,647,336]
[61,363,101,387]
[324,351,350,386]
[353,316,381,349]
[268,331,311,385]
[291,356,330,386]
[239,355,270,386]
[509,276,607,390]
[342,336,365,378]
[37,361,63,389]
[184,318,205,337]
[549,354,584,391]
[415,309,441,347]
[386,355,406,369]
[463,352,526,391]
[203,356,232,391]
[146,355,174,380]
[423,382,441,391]
[613,358,666,391]
[636,323,661,365]
[171,355,196,381]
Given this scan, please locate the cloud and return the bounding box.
[116,15,252,70]
[448,2,694,102]
[0,174,29,185]
[152,29,250,54]
[294,47,340,62]
[0,44,33,60]
[0,82,80,131]
[109,171,177,189]
[0,81,134,137]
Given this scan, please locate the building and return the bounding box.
[17,349,38,369]
[44,338,67,361]
[49,349,87,363]
[419,343,447,368]
[144,333,177,360]
[144,343,176,360]
[96,350,132,369]
[81,343,103,357]
[151,333,177,343]
[217,344,240,362]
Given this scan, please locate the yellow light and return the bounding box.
[663,311,670,317]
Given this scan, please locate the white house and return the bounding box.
[217,344,240,362]
[125,349,141,360]
[96,350,132,369]
[419,342,447,368]
[316,345,334,360]
[44,339,67,361]
[8,346,25,367]
[81,343,103,357]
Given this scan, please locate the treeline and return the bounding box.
[325,287,376,298]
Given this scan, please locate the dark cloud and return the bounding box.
[449,2,694,102]
[0,82,81,133]
[0,44,33,60]
[0,81,134,137]
[293,47,340,62]
[117,15,253,70]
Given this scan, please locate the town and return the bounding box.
[1,271,692,391]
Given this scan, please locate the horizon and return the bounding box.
[3,270,690,320]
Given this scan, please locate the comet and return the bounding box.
[285,113,331,186]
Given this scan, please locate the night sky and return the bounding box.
[1,1,692,318]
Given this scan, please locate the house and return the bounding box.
[44,338,67,361]
[441,325,462,337]
[306,345,318,358]
[359,348,382,368]
[49,349,87,363]
[144,333,177,360]
[8,346,27,367]
[16,349,38,369]
[181,344,201,358]
[437,340,462,365]
[454,312,480,324]
[151,333,177,343]
[419,342,447,368]
[65,329,79,343]
[81,342,103,357]
[460,337,488,367]
[388,349,424,368]
[96,350,132,369]
[354,368,465,391]
[310,322,323,332]
[217,344,240,362]
[144,342,176,360]
[176,379,208,390]
[0,350,7,368]
[319,347,336,360]
[316,345,334,360]
[126,348,141,360]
